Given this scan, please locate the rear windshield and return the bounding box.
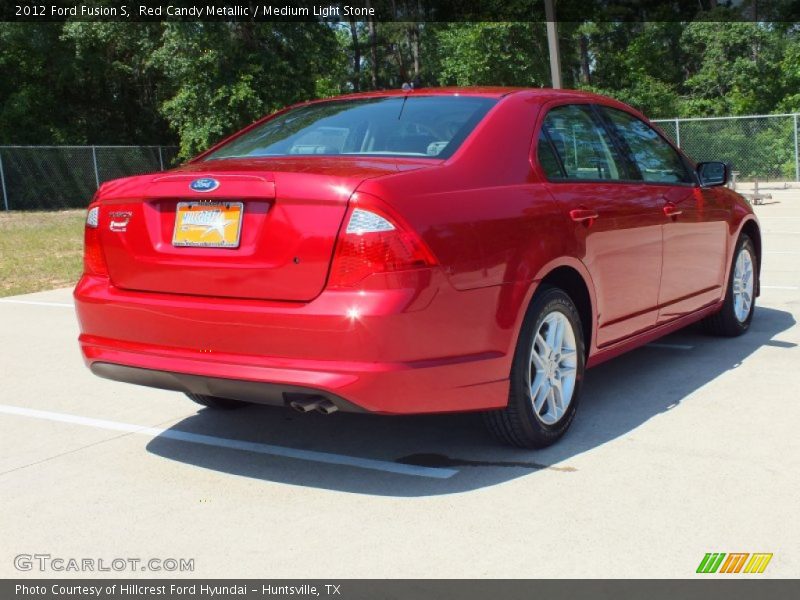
[202,96,497,161]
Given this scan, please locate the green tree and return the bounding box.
[431,23,551,87]
[61,22,170,144]
[572,22,683,117]
[152,22,343,158]
[0,23,73,143]
[4,18,800,156]
[680,20,785,115]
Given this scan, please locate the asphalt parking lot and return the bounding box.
[1,188,798,579]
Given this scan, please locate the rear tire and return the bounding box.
[185,393,249,410]
[702,234,757,337]
[483,286,586,448]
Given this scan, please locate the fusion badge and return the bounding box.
[108,211,132,232]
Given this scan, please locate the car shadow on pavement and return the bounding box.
[146,306,795,496]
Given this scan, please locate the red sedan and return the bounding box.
[74,88,761,448]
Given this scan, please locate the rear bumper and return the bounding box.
[89,362,365,412]
[74,272,514,414]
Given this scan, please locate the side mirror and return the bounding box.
[697,161,729,187]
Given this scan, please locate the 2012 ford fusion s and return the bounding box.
[74,88,761,448]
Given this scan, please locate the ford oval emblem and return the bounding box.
[189,178,220,193]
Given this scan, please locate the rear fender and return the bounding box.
[499,257,599,363]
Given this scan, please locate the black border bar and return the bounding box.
[4,1,800,22]
[4,580,800,600]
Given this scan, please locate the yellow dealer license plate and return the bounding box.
[173,201,243,248]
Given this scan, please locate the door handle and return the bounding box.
[663,203,683,217]
[569,208,599,223]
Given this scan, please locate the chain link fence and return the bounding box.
[653,114,800,182]
[0,145,179,210]
[2,116,799,211]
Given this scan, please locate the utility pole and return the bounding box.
[545,0,562,89]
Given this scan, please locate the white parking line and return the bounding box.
[0,404,458,480]
[762,285,800,290]
[0,299,74,308]
[646,343,695,350]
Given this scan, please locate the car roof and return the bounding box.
[318,87,613,102]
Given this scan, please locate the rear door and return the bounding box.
[538,103,665,347]
[597,107,729,322]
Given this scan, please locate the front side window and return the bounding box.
[540,104,626,181]
[601,107,692,184]
[203,96,497,161]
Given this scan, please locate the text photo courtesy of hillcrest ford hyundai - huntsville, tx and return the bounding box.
[1,0,799,595]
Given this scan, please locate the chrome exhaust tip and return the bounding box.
[289,398,321,413]
[315,400,339,415]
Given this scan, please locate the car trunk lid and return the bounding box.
[97,157,434,302]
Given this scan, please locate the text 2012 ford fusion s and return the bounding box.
[74,88,761,448]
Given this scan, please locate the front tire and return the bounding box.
[702,234,757,337]
[483,286,586,448]
[185,393,249,410]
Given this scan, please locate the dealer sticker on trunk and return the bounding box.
[172,201,243,248]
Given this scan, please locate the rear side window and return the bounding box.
[600,107,692,184]
[537,132,564,178]
[203,96,497,161]
[540,104,626,181]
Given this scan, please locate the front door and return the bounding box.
[597,107,729,322]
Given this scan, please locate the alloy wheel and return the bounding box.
[528,311,578,425]
[732,246,755,323]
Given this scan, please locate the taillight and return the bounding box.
[328,199,437,288]
[83,205,108,276]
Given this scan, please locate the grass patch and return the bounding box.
[0,210,85,297]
